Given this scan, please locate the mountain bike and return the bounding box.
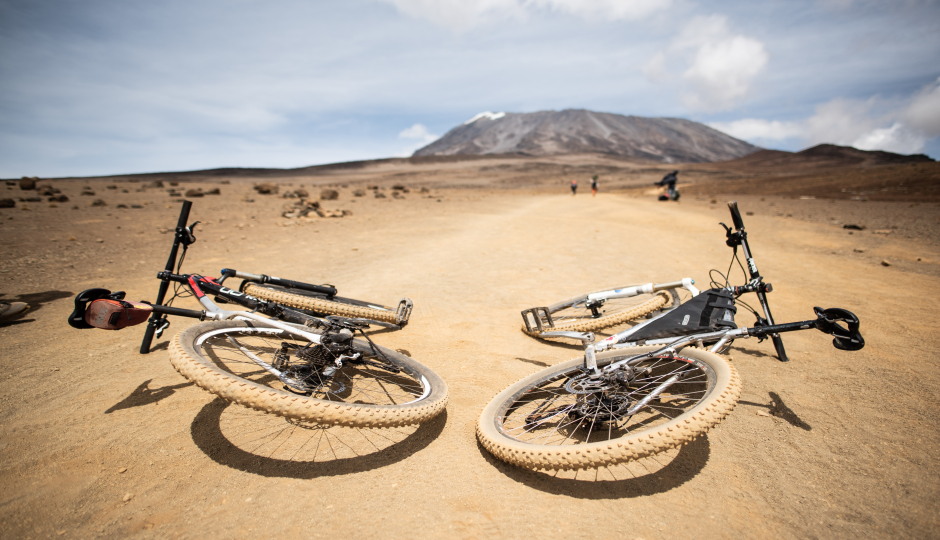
[478,202,864,470]
[67,201,447,428]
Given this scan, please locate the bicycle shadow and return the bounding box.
[0,290,73,327]
[477,435,710,499]
[190,398,447,478]
[105,379,194,414]
[738,391,812,431]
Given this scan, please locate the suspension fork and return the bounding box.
[727,202,789,362]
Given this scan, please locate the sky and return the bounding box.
[1,0,938,178]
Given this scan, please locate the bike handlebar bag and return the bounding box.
[627,288,737,341]
[84,299,153,330]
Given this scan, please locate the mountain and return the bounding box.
[413,109,760,163]
[719,143,934,169]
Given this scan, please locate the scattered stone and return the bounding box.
[853,248,864,253]
[282,188,308,199]
[123,493,134,503]
[872,229,893,235]
[204,187,221,195]
[106,185,117,190]
[37,186,60,196]
[799,196,815,200]
[746,211,754,216]
[353,189,365,197]
[117,204,128,209]
[843,224,865,230]
[220,180,230,184]
[374,191,386,198]
[131,204,143,209]
[881,260,892,267]
[756,411,772,417]
[169,181,179,186]
[0,199,14,208]
[119,467,127,473]
[320,189,339,200]
[392,191,404,199]
[253,183,278,195]
[281,200,322,219]
[81,190,95,196]
[48,195,69,203]
[96,238,104,243]
[392,184,406,191]
[419,187,429,193]
[91,199,107,207]
[184,189,204,197]
[4,181,15,186]
[368,185,379,190]
[21,197,41,202]
[710,199,717,204]
[121,189,128,193]
[148,180,164,188]
[18,178,36,190]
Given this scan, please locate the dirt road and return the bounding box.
[1,182,938,538]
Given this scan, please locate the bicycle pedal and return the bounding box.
[396,298,413,326]
[521,307,553,334]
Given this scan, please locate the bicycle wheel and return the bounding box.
[476,346,740,470]
[523,286,681,337]
[170,320,447,428]
[242,283,402,324]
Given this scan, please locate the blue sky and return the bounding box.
[1,0,938,177]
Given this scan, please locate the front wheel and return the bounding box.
[170,320,447,428]
[476,346,740,470]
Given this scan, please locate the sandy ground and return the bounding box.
[1,176,939,539]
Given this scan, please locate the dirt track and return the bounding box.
[1,179,939,538]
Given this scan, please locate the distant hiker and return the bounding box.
[655,170,680,201]
[570,179,578,195]
[591,175,598,197]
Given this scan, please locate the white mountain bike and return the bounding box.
[478,202,864,470]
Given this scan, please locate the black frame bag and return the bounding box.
[628,288,737,342]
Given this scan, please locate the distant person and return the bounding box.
[655,170,680,201]
[570,179,578,196]
[591,175,598,197]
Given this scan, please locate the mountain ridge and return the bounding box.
[414,109,760,163]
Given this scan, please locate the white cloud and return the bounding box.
[904,76,940,138]
[709,79,940,155]
[708,118,802,141]
[646,15,768,113]
[397,123,439,157]
[526,0,671,21]
[377,0,670,31]
[399,123,439,143]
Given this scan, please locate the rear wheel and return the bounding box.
[242,283,402,324]
[476,346,740,470]
[523,286,685,337]
[170,320,447,427]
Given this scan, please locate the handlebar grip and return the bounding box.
[728,201,744,230]
[175,200,192,230]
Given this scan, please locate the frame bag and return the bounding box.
[628,288,737,341]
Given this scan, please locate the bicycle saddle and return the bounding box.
[813,307,864,351]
